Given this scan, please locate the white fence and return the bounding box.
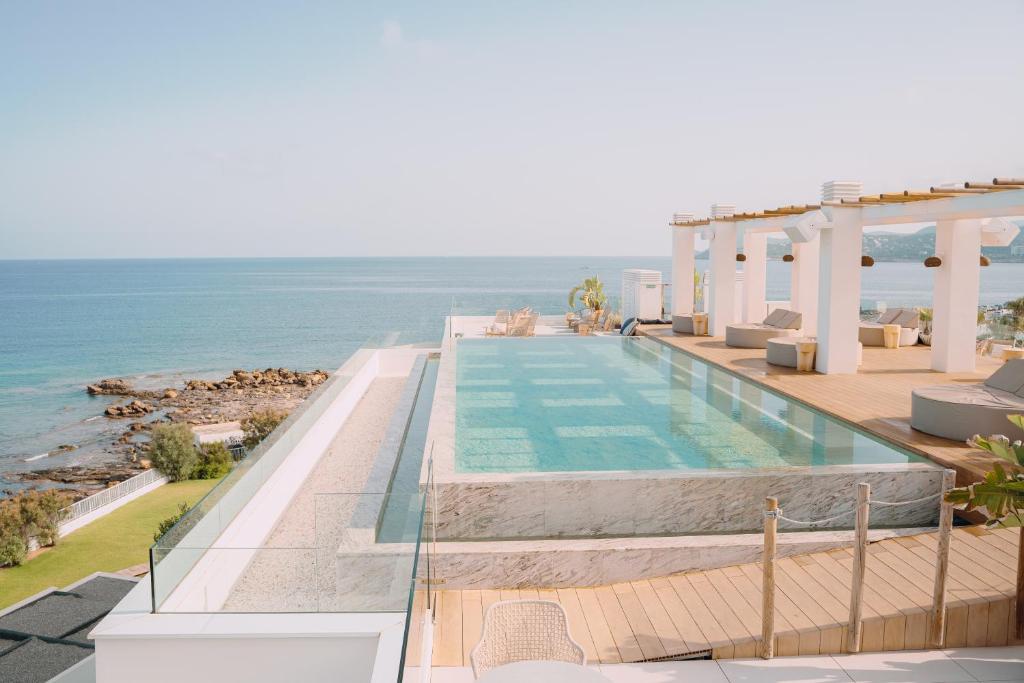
[59,468,167,531]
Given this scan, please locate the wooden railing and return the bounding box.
[760,469,957,658]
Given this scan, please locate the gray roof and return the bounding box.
[0,574,137,683]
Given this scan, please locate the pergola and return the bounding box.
[670,179,1024,374]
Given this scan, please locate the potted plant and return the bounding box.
[945,414,1024,637]
[568,276,607,324]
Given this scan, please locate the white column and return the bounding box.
[671,228,695,317]
[931,219,982,373]
[709,220,738,336]
[790,235,820,335]
[815,207,863,374]
[742,230,767,323]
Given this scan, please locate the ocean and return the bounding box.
[2,257,1023,483]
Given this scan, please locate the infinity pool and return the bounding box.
[455,336,926,473]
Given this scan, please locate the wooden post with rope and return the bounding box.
[761,497,778,659]
[847,483,870,653]
[928,469,956,648]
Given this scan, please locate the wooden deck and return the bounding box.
[408,527,1021,666]
[642,327,1007,484]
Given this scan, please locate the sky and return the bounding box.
[1,1,1023,259]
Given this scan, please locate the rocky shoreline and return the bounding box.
[3,368,329,499]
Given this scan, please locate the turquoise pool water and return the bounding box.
[455,336,928,473]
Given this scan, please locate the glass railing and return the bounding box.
[150,489,431,614]
[147,352,375,608]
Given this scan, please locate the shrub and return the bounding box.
[194,441,233,480]
[242,409,288,449]
[149,423,199,481]
[0,489,71,566]
[154,502,192,543]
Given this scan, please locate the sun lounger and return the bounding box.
[859,308,920,347]
[911,359,1024,441]
[485,309,511,336]
[725,309,802,349]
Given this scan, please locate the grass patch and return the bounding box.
[0,478,220,610]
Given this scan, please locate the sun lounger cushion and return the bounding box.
[984,359,1024,394]
[912,380,1024,442]
[858,323,920,347]
[726,323,797,349]
[763,309,788,326]
[778,311,803,329]
[893,310,920,328]
[877,309,900,324]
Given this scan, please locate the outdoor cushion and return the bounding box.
[893,310,920,328]
[912,383,1024,442]
[859,323,920,347]
[778,310,803,329]
[984,359,1024,394]
[725,323,797,349]
[877,309,900,324]
[763,309,788,327]
[672,315,694,334]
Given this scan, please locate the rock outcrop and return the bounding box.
[104,400,155,418]
[86,378,135,395]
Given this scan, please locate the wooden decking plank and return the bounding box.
[630,580,689,656]
[722,563,801,656]
[432,590,463,667]
[737,563,820,655]
[554,588,599,663]
[648,576,708,653]
[461,590,483,666]
[575,588,622,664]
[951,527,1019,572]
[612,582,669,660]
[704,569,761,658]
[667,573,735,656]
[594,585,645,662]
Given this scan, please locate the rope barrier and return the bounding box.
[869,492,942,507]
[776,509,856,526]
[772,492,941,526]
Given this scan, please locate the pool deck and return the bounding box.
[412,526,1022,666]
[640,326,1006,485]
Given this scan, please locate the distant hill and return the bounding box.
[697,222,1024,262]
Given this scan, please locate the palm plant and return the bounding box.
[568,275,607,313]
[945,414,1024,636]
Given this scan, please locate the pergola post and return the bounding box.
[742,229,768,323]
[790,236,820,335]
[708,204,737,336]
[931,219,982,372]
[671,217,696,318]
[816,206,863,374]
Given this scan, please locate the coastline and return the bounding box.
[1,367,328,500]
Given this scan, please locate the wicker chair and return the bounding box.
[470,600,586,678]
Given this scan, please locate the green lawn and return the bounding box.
[0,478,220,609]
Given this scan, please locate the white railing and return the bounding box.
[60,468,166,524]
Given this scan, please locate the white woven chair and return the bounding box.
[470,599,586,678]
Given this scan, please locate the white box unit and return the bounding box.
[622,269,662,321]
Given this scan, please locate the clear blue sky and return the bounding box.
[2,1,1022,258]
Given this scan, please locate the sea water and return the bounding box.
[1,257,1022,482]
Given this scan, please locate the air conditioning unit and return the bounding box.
[622,269,662,321]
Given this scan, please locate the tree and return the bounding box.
[194,441,233,479]
[149,423,199,481]
[945,414,1024,637]
[0,489,71,566]
[568,276,607,312]
[242,409,288,449]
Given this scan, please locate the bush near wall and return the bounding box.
[0,490,71,567]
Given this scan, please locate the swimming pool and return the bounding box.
[455,336,926,473]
